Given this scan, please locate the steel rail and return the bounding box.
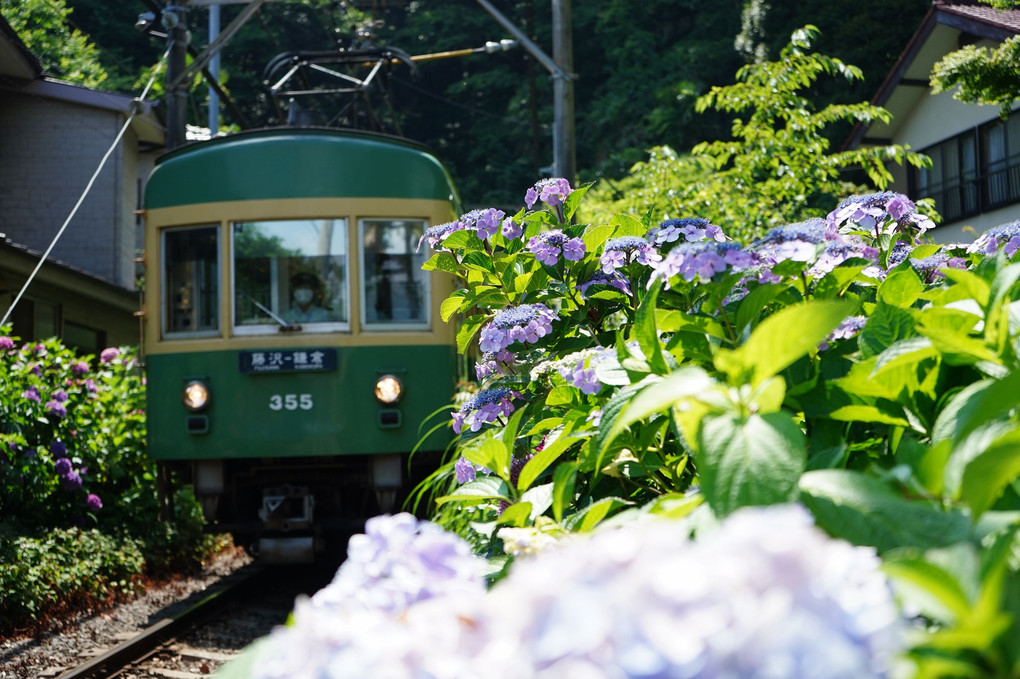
[56,565,267,679]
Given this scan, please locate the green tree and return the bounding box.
[1,0,107,88]
[930,0,1020,119]
[585,27,930,242]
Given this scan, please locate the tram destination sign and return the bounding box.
[238,348,337,373]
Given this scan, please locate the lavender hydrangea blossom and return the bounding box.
[475,348,516,380]
[100,347,120,364]
[0,336,13,350]
[966,221,1020,257]
[454,456,490,484]
[526,229,586,266]
[86,493,103,511]
[249,514,487,679]
[478,303,557,353]
[502,217,523,240]
[819,315,868,350]
[648,241,752,288]
[483,504,904,679]
[22,386,40,403]
[416,220,463,251]
[525,178,572,210]
[576,270,632,297]
[451,386,521,434]
[647,217,727,247]
[460,208,506,240]
[827,191,934,241]
[600,236,662,273]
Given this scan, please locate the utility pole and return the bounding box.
[475,0,576,184]
[164,4,190,150]
[551,0,575,184]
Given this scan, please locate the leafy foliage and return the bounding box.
[1,0,107,88]
[585,27,931,242]
[931,34,1020,120]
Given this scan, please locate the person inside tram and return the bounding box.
[283,272,330,323]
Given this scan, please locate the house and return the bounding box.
[846,1,1020,243]
[0,13,165,351]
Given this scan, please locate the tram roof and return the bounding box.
[144,127,458,209]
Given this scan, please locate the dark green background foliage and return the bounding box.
[32,0,929,205]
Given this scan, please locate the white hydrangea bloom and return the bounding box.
[249,506,905,679]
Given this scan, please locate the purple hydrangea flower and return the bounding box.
[501,217,523,240]
[71,361,89,376]
[557,355,604,395]
[827,192,934,241]
[967,221,1020,257]
[54,457,73,476]
[474,349,515,380]
[451,386,521,434]
[810,239,880,277]
[576,270,632,297]
[0,336,13,350]
[454,456,491,484]
[909,251,967,284]
[50,440,67,458]
[750,220,829,266]
[525,177,572,210]
[526,229,586,266]
[416,221,463,252]
[820,315,868,350]
[478,303,557,353]
[84,379,98,394]
[460,208,506,240]
[52,389,69,402]
[649,241,752,288]
[648,217,727,246]
[59,470,82,491]
[45,400,67,419]
[22,386,41,403]
[100,347,120,364]
[86,493,103,511]
[600,236,662,273]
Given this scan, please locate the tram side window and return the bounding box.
[163,226,220,336]
[360,219,429,328]
[232,219,348,330]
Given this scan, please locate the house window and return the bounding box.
[916,130,979,222]
[914,111,1020,222]
[984,113,1020,209]
[63,321,106,356]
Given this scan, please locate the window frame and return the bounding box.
[358,218,431,332]
[161,224,222,340]
[229,218,351,336]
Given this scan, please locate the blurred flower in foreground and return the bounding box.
[249,505,904,679]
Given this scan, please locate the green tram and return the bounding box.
[142,128,459,561]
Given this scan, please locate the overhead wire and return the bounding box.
[0,45,172,330]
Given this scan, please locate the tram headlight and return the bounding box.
[182,380,210,411]
[374,374,403,404]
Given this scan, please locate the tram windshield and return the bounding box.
[232,219,348,331]
[360,219,429,328]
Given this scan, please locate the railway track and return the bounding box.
[56,563,336,679]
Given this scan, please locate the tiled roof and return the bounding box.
[938,2,1020,34]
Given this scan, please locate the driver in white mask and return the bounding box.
[283,272,331,323]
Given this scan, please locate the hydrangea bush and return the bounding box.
[402,178,1020,677]
[0,332,218,632]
